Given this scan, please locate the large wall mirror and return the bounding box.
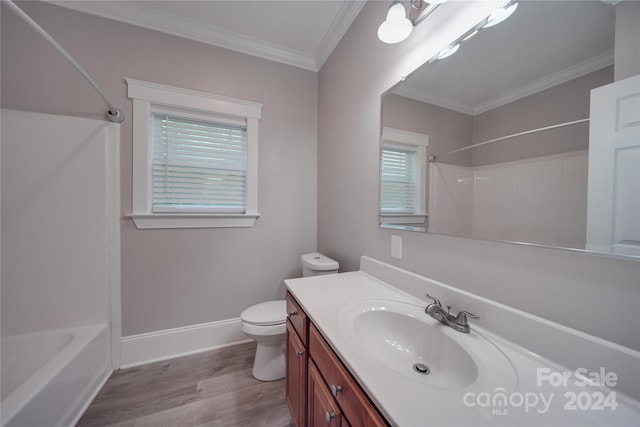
[380,0,640,258]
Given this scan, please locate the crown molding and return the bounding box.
[473,50,614,115]
[393,86,476,115]
[315,1,367,70]
[46,0,362,72]
[394,50,614,116]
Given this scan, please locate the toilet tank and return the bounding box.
[301,252,339,277]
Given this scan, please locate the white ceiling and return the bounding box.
[393,1,616,115]
[49,0,367,72]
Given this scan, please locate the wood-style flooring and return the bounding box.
[78,342,292,427]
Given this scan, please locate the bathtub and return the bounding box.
[1,324,111,427]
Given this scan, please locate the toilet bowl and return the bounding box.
[240,300,287,381]
[240,252,339,381]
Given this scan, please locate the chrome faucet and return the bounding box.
[424,293,479,333]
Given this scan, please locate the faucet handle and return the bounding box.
[455,310,479,325]
[424,293,442,307]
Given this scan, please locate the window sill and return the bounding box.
[128,213,260,229]
[379,214,427,225]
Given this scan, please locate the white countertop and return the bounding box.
[286,269,640,427]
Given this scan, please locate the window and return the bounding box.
[380,127,429,224]
[380,144,418,213]
[151,110,247,214]
[127,79,262,229]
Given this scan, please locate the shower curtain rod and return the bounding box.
[5,0,124,123]
[428,118,589,162]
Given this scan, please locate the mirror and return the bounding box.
[380,0,640,258]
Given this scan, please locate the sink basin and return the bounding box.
[353,307,478,389]
[340,300,517,391]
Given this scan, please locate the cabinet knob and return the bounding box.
[295,350,305,358]
[287,311,297,318]
[325,411,336,424]
[330,384,342,397]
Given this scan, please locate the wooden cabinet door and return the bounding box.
[309,325,387,427]
[308,361,345,427]
[286,321,307,427]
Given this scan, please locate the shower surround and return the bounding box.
[1,109,121,426]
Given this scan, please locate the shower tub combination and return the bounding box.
[1,325,111,427]
[1,108,120,426]
[2,3,122,425]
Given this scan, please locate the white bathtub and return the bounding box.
[1,324,111,427]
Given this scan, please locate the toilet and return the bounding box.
[240,252,339,381]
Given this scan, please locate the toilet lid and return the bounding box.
[241,300,286,326]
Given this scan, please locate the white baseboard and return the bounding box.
[120,317,250,368]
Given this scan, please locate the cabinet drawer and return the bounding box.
[286,292,308,345]
[309,325,387,427]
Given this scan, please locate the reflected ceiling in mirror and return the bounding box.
[380,1,640,258]
[396,1,614,116]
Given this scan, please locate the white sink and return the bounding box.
[340,300,517,391]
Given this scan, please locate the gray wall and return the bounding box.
[384,66,613,169]
[318,1,639,351]
[382,93,473,167]
[1,2,318,336]
[471,66,613,166]
[614,0,640,81]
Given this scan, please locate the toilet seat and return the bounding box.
[240,300,286,326]
[241,321,285,337]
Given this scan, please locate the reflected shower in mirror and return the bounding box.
[380,1,640,257]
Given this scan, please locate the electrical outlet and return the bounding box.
[391,235,402,259]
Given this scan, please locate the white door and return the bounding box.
[586,74,640,257]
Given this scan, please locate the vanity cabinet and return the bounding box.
[285,292,388,427]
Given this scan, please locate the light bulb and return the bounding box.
[483,2,518,29]
[386,2,406,20]
[378,3,413,44]
[436,43,459,60]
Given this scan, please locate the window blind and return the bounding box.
[151,113,248,213]
[380,145,418,214]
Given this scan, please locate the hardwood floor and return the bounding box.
[78,342,292,427]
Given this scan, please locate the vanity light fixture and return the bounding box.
[378,0,449,44]
[429,1,518,63]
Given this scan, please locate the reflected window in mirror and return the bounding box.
[379,127,429,226]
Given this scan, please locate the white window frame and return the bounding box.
[127,78,262,229]
[380,127,429,225]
